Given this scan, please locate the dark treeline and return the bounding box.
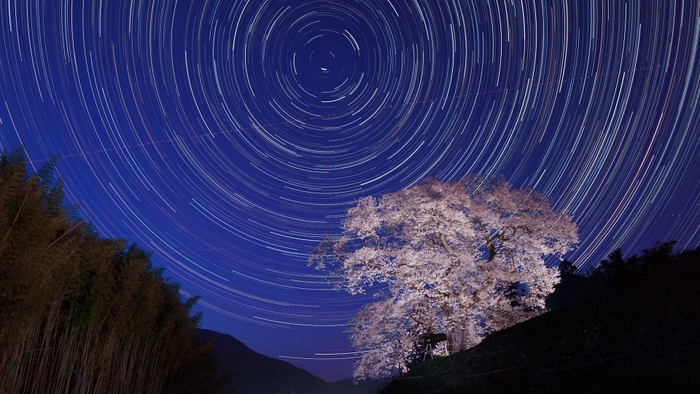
[384,244,700,392]
[0,149,222,393]
[547,240,693,310]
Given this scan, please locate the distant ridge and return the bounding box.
[196,329,382,394]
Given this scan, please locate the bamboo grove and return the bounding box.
[0,149,220,394]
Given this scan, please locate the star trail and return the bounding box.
[1,0,699,382]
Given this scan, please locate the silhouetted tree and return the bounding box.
[599,248,626,278]
[546,240,680,310]
[545,260,606,310]
[637,240,677,273]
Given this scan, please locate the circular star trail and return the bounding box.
[1,0,699,382]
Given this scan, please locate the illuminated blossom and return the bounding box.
[310,177,578,380]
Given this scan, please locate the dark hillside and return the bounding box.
[197,328,327,394]
[382,248,700,393]
[198,329,382,394]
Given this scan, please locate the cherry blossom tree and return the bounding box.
[309,177,578,380]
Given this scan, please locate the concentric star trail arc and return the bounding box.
[1,0,699,382]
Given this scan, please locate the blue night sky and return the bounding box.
[1,0,699,383]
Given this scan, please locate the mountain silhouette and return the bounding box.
[196,329,382,394]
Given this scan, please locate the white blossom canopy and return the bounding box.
[310,177,578,380]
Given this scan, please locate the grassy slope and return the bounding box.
[383,250,700,393]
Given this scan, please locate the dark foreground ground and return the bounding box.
[382,249,700,393]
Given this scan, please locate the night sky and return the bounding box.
[1,0,699,383]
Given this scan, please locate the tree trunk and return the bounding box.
[446,326,469,353]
